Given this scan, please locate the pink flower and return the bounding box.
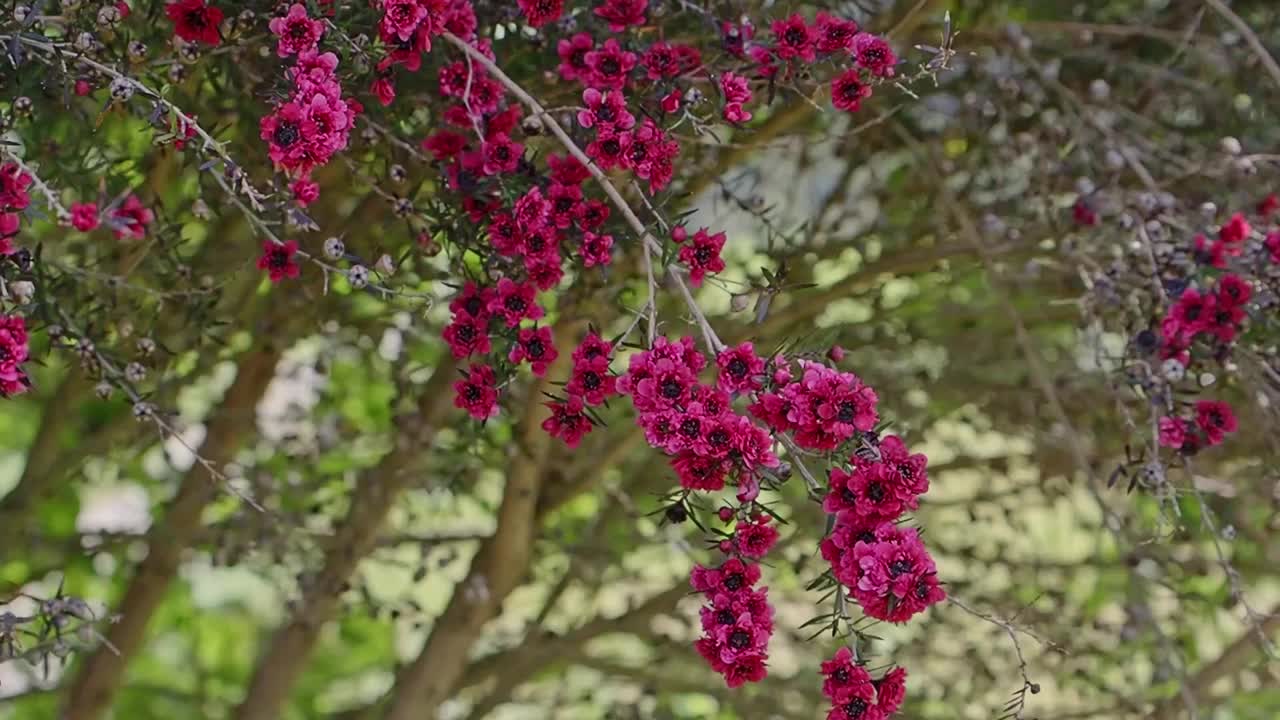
[542,395,593,447]
[853,33,897,77]
[370,76,396,106]
[0,163,33,211]
[0,314,32,398]
[454,364,500,420]
[290,178,320,207]
[166,0,224,46]
[481,133,523,176]
[1218,212,1251,244]
[1158,416,1186,449]
[831,69,873,113]
[487,278,543,328]
[577,88,635,131]
[771,13,816,62]
[716,342,765,393]
[678,228,727,286]
[70,202,100,232]
[556,33,595,82]
[517,0,563,27]
[269,3,325,57]
[584,39,637,90]
[579,231,614,268]
[733,516,779,559]
[509,326,559,377]
[820,647,874,703]
[257,240,301,282]
[1195,400,1237,445]
[110,194,154,240]
[593,0,647,32]
[815,12,859,53]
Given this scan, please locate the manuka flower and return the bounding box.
[831,69,873,113]
[269,3,325,57]
[556,33,595,82]
[0,163,32,211]
[577,88,635,131]
[542,395,593,447]
[453,364,499,420]
[509,326,559,377]
[815,12,859,53]
[1195,400,1237,445]
[733,516,779,559]
[593,0,647,32]
[716,342,765,394]
[487,278,543,328]
[70,202,100,232]
[584,39,637,90]
[517,0,563,28]
[853,33,897,77]
[820,647,875,703]
[0,314,32,398]
[579,231,614,268]
[678,228,727,286]
[166,0,224,46]
[257,240,301,282]
[771,13,816,62]
[110,194,154,240]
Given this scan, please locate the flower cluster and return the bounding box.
[819,647,908,720]
[166,0,224,47]
[259,28,360,180]
[0,162,32,256]
[690,557,773,688]
[543,332,620,447]
[750,359,879,451]
[0,314,32,398]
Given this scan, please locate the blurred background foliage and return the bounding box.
[2,0,1280,719]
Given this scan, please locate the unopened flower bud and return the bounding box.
[1220,136,1242,155]
[323,236,345,259]
[348,265,369,289]
[9,280,34,304]
[96,4,121,27]
[375,253,395,276]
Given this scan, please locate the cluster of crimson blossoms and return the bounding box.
[1075,194,1280,461]
[1,163,35,397]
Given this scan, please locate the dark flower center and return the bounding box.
[837,401,857,422]
[833,668,850,683]
[504,295,527,312]
[582,371,601,390]
[268,249,289,269]
[841,487,857,503]
[783,27,806,46]
[456,324,476,342]
[600,57,621,75]
[724,573,744,591]
[661,378,683,399]
[602,139,621,155]
[716,609,735,625]
[866,482,885,502]
[555,197,574,212]
[889,559,912,577]
[862,47,886,65]
[186,10,209,28]
[273,122,300,148]
[915,581,930,600]
[841,81,865,100]
[1208,410,1224,427]
[464,384,481,401]
[856,530,875,544]
[898,463,915,480]
[680,418,701,437]
[463,297,483,316]
[525,339,544,358]
[708,429,730,447]
[727,357,748,377]
[1185,305,1202,322]
[597,105,615,121]
[694,246,713,263]
[289,23,309,39]
[844,699,868,718]
[729,630,751,649]
[570,49,589,68]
